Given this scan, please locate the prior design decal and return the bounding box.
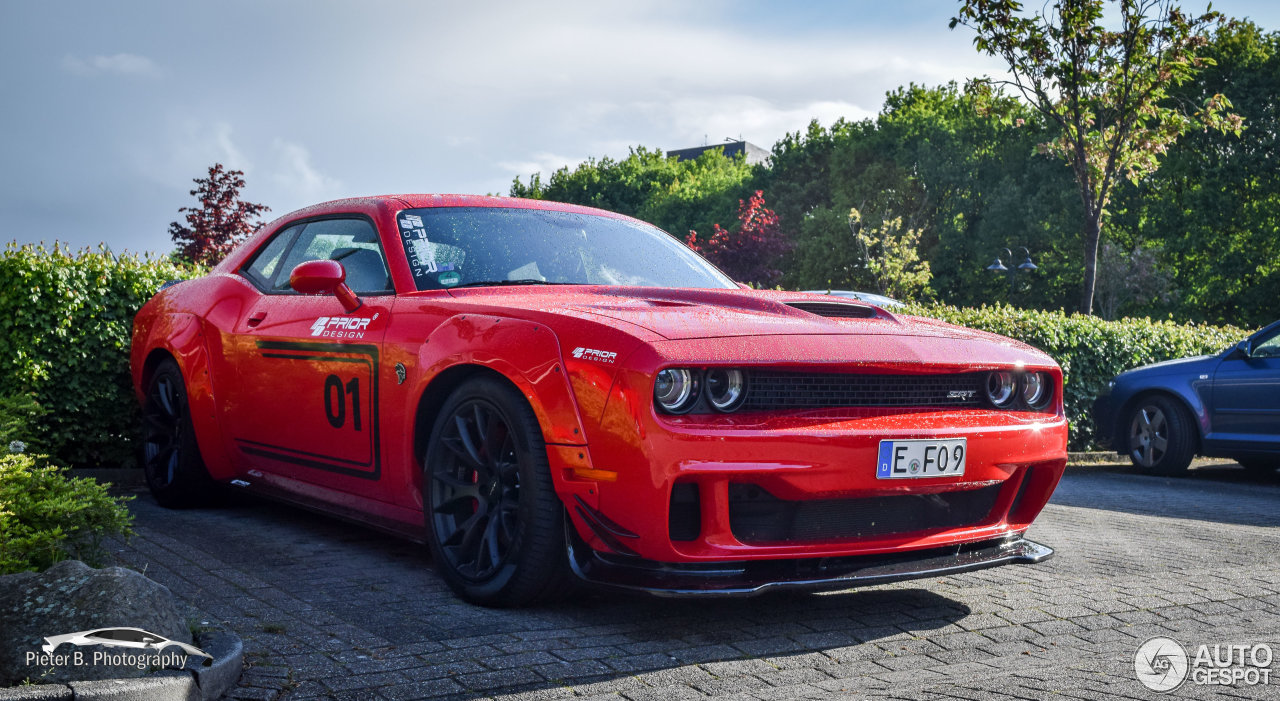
[572,346,617,364]
[408,238,439,272]
[310,315,375,339]
[398,211,466,284]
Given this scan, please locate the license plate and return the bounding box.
[876,438,966,478]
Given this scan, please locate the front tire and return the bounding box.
[1125,395,1195,476]
[422,376,569,607]
[141,358,217,508]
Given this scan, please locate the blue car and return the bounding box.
[1093,320,1280,475]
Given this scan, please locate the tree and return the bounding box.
[848,208,932,300]
[685,191,791,286]
[1116,20,1280,326]
[169,163,270,265]
[951,0,1242,314]
[1093,240,1175,319]
[767,86,1083,308]
[510,146,755,239]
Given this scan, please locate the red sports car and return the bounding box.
[131,195,1068,606]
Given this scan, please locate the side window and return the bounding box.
[272,218,392,295]
[243,225,302,289]
[1253,330,1280,358]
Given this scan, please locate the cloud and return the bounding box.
[268,139,342,201]
[62,53,162,78]
[497,151,584,179]
[130,120,253,191]
[635,97,877,150]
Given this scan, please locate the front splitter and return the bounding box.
[567,532,1053,598]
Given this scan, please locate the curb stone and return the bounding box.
[0,632,241,701]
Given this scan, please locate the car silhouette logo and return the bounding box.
[41,627,212,662]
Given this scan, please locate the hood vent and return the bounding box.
[784,301,877,319]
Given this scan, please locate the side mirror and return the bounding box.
[289,260,362,313]
[1227,339,1251,360]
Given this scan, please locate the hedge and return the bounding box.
[903,303,1250,449]
[0,244,1255,463]
[0,243,198,467]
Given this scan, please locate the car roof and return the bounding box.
[289,194,637,221]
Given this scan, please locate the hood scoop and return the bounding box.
[784,301,878,319]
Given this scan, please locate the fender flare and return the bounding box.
[416,314,588,447]
[136,313,237,480]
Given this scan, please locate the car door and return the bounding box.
[225,216,394,500]
[1210,325,1280,450]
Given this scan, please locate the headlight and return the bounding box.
[985,371,1016,408]
[654,368,699,414]
[1020,371,1052,410]
[705,368,747,412]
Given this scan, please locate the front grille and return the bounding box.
[729,483,1002,543]
[743,371,986,410]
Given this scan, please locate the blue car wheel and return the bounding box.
[1125,396,1195,476]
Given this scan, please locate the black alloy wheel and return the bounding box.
[432,398,522,581]
[1126,395,1195,476]
[141,358,216,507]
[423,376,570,606]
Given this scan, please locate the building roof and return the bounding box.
[666,140,770,166]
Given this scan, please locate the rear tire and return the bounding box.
[1125,395,1195,477]
[422,376,570,607]
[141,358,217,508]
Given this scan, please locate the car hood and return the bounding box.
[437,286,1051,361]
[1119,353,1220,379]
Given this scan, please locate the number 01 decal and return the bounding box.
[242,340,381,480]
[323,375,362,430]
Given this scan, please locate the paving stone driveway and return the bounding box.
[112,463,1280,700]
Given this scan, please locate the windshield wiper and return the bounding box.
[452,279,585,288]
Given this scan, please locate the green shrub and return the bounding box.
[0,243,200,467]
[0,393,44,453]
[904,303,1249,449]
[0,453,133,574]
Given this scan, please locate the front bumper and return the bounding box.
[567,529,1054,597]
[570,394,1068,563]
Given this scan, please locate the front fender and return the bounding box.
[411,314,601,518]
[1112,374,1212,448]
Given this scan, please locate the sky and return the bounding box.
[2,1,1278,255]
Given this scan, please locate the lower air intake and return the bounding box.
[728,483,1002,543]
[669,483,701,542]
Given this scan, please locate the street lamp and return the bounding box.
[987,247,1037,296]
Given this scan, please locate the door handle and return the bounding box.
[246,311,267,328]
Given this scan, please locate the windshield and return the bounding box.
[395,207,737,291]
